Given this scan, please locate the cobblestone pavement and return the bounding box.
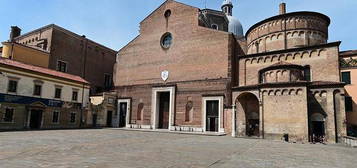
[0,129,356,168]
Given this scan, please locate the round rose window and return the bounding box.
[161,33,172,49]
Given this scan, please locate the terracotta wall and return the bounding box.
[115,0,235,87]
[239,44,340,86]
[262,87,309,142]
[246,15,329,54]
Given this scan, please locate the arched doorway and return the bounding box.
[236,92,260,137]
[310,113,326,143]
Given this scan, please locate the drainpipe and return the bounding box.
[79,36,88,128]
[80,83,86,128]
[81,35,88,84]
[82,35,88,80]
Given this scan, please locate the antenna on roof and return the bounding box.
[204,0,207,8]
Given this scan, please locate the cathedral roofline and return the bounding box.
[245,11,331,37]
[140,0,199,24]
[239,41,341,59]
[118,35,140,53]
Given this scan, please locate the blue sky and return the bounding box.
[0,0,356,51]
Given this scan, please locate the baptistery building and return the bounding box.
[114,0,347,143]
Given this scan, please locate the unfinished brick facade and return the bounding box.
[115,0,242,133]
[114,0,347,143]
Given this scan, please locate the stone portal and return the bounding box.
[158,92,170,129]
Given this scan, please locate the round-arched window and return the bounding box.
[164,10,171,18]
[161,33,172,49]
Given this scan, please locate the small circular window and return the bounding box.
[164,10,171,18]
[161,33,172,49]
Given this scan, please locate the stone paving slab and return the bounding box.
[0,129,356,168]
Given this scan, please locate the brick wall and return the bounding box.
[114,1,241,130]
[115,0,237,87]
[13,25,117,94]
[50,28,116,93]
[117,79,230,128]
[262,86,309,142]
[239,45,340,86]
[246,14,329,54]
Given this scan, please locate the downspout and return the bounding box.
[80,83,85,128]
[82,36,88,82]
[80,36,88,128]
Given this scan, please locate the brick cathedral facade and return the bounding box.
[114,0,347,143]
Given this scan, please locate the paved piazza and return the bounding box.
[0,129,356,168]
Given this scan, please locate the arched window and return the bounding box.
[211,24,218,30]
[161,33,172,49]
[164,10,171,18]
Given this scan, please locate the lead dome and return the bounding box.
[221,0,244,38]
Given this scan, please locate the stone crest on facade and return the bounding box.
[161,70,169,81]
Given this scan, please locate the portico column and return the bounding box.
[232,104,236,137]
[259,93,264,139]
[259,102,264,138]
[326,91,336,143]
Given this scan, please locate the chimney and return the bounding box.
[279,3,286,15]
[10,26,21,42]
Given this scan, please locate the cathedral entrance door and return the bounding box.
[158,92,170,129]
[152,87,175,130]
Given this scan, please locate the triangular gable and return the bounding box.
[140,0,199,24]
[118,0,199,52]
